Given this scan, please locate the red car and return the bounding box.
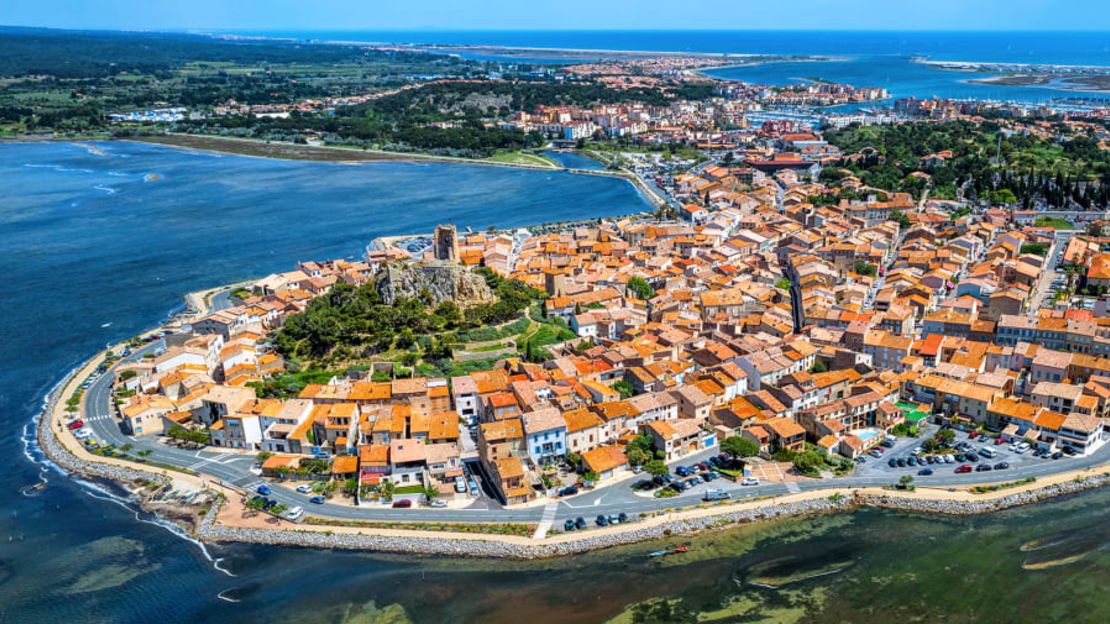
[995,437,1006,445]
[969,431,978,439]
[391,499,412,508]
[67,420,84,430]
[955,464,972,474]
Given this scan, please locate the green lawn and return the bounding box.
[1034,216,1074,230]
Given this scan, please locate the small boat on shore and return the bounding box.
[648,546,688,558]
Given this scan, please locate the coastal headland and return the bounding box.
[36,281,1110,560]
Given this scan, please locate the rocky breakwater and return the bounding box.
[195,495,855,559]
[859,472,1110,515]
[377,261,494,308]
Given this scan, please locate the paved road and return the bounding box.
[67,286,1110,527]
[1028,231,1072,312]
[76,345,1110,526]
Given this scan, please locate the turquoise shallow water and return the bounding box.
[4,140,1110,623]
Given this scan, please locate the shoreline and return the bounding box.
[126,134,563,170]
[33,284,1110,559]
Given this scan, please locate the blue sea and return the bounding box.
[241,30,1110,104]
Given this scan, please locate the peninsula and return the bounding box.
[17,25,1110,559]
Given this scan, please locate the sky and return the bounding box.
[2,0,1109,32]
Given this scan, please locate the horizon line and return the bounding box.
[5,24,1110,34]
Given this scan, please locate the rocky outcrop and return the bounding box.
[377,261,494,308]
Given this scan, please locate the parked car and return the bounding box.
[558,486,579,497]
[943,455,955,464]
[896,458,906,467]
[608,514,621,525]
[1051,451,1064,460]
[564,519,576,532]
[66,420,84,430]
[575,517,587,530]
[994,462,1010,470]
[256,484,272,496]
[741,477,760,486]
[309,495,325,504]
[454,476,467,493]
[966,453,980,462]
[695,462,709,471]
[907,457,917,466]
[995,437,1006,445]
[74,428,91,439]
[888,458,898,468]
[1063,446,1078,456]
[618,512,629,523]
[704,489,731,501]
[975,464,993,472]
[283,506,304,521]
[596,514,609,527]
[869,449,883,458]
[955,464,973,474]
[295,484,313,494]
[675,466,692,477]
[918,468,934,476]
[429,499,448,508]
[392,499,412,508]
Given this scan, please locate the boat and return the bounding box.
[647,546,688,558]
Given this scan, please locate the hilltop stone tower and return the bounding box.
[434,224,459,263]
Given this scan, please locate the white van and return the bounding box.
[979,447,995,458]
[283,506,304,521]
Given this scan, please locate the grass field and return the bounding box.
[484,150,559,168]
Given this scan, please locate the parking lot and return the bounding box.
[854,425,1081,480]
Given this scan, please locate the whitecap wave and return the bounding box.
[76,479,235,577]
[216,589,242,603]
[24,164,95,174]
[93,185,118,195]
[24,367,234,577]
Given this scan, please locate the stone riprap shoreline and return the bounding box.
[185,475,1110,559]
[861,473,1110,515]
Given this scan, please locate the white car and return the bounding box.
[74,428,91,439]
[429,499,448,508]
[295,484,313,494]
[741,477,760,486]
[283,506,304,521]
